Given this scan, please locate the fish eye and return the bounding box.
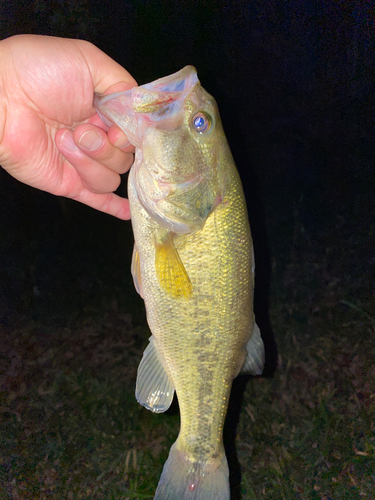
[192,112,211,133]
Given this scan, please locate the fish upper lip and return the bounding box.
[140,65,198,93]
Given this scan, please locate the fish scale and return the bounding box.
[94,65,264,500]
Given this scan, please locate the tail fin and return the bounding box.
[154,443,230,500]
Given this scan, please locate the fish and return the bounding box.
[94,66,264,500]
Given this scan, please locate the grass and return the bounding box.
[1,201,374,499]
[1,315,173,499]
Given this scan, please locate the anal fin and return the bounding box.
[136,336,175,413]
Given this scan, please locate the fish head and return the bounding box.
[94,66,228,233]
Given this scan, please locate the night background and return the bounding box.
[1,1,374,499]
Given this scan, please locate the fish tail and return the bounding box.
[154,442,230,500]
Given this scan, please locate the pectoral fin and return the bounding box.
[131,244,143,298]
[155,234,192,298]
[240,322,265,375]
[136,336,175,413]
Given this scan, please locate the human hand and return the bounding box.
[0,35,137,219]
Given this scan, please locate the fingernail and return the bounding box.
[62,130,78,151]
[79,130,103,151]
[114,135,131,149]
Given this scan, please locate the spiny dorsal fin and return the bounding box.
[155,234,192,299]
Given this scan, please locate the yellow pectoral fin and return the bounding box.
[155,235,193,299]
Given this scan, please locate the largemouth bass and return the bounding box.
[94,66,264,500]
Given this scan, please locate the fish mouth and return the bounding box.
[136,66,199,98]
[132,66,198,111]
[94,66,199,139]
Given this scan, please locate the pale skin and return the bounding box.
[0,34,137,219]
